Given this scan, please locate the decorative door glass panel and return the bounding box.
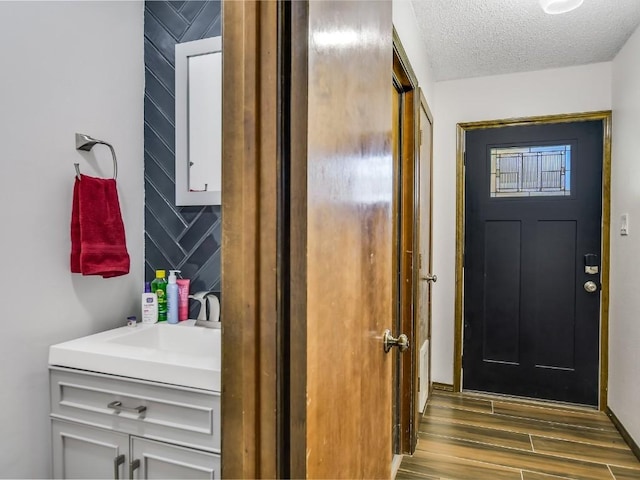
[490,145,571,198]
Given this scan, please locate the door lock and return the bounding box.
[584,254,599,274]
[383,329,409,353]
[584,281,598,293]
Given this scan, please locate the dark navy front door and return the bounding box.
[463,120,603,406]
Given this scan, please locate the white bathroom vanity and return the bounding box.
[48,322,221,479]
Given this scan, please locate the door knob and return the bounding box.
[383,329,409,353]
[584,281,598,293]
[421,273,437,283]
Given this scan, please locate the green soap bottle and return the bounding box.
[151,270,168,322]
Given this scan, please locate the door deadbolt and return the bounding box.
[584,281,598,293]
[383,329,409,353]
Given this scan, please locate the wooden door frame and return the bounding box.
[223,1,396,477]
[453,111,612,410]
[221,1,280,477]
[392,29,420,454]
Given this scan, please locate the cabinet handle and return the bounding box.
[107,400,147,415]
[113,454,125,479]
[129,459,140,478]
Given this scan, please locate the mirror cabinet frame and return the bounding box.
[175,36,222,206]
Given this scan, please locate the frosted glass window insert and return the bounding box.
[490,145,571,198]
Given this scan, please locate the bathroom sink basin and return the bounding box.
[49,322,220,391]
[106,321,215,355]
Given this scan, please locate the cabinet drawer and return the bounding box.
[50,367,220,453]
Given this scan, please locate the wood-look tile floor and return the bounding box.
[397,391,640,480]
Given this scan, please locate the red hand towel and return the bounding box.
[70,174,130,278]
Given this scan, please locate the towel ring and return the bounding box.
[74,133,118,180]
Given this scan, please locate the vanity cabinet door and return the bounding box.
[130,437,219,479]
[52,419,129,479]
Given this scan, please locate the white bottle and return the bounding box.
[167,270,180,324]
[141,282,158,324]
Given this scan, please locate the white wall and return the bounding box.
[609,24,640,445]
[392,0,435,105]
[0,2,144,477]
[431,63,613,384]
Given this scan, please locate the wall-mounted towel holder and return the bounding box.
[74,133,118,180]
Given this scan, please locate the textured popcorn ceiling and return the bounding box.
[411,0,640,81]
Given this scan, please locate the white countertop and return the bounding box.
[49,321,221,391]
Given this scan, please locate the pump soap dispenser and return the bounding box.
[167,270,180,324]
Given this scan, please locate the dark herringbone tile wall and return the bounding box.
[144,1,221,317]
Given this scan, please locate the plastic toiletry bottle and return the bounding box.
[176,277,191,321]
[141,282,158,324]
[151,270,168,322]
[167,270,180,324]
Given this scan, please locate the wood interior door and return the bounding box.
[416,92,434,414]
[288,1,394,478]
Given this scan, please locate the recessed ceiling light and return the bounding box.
[539,0,585,15]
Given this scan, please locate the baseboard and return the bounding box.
[606,407,640,461]
[432,382,454,392]
[391,454,403,479]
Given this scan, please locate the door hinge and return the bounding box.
[418,378,420,392]
[419,253,423,269]
[463,150,466,166]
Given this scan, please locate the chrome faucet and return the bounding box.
[189,291,220,328]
